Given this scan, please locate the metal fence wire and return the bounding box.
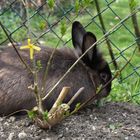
[0,0,140,103]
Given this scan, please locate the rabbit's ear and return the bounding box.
[82,32,101,68]
[72,21,86,56]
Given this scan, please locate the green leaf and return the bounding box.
[63,110,70,117]
[48,0,55,10]
[109,124,116,130]
[36,60,42,70]
[82,0,92,7]
[75,0,80,14]
[95,99,104,107]
[60,20,67,36]
[129,0,137,10]
[28,110,37,119]
[39,22,46,30]
[43,110,49,121]
[108,123,122,130]
[75,102,81,111]
[96,84,102,94]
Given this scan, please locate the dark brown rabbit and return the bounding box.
[0,21,112,116]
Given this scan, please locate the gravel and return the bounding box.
[0,102,140,140]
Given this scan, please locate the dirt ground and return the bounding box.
[0,102,140,140]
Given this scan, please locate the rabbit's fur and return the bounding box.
[0,21,112,116]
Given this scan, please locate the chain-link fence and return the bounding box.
[0,0,140,104]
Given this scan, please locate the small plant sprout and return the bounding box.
[48,0,55,11]
[32,87,84,129]
[20,39,41,60]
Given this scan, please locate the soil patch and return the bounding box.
[0,102,140,140]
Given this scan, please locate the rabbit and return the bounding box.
[0,21,112,116]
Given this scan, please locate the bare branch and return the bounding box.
[68,87,85,106]
[49,87,70,114]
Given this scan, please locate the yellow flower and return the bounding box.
[20,39,41,60]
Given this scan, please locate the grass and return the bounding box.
[0,0,140,104]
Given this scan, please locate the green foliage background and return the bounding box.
[0,0,140,104]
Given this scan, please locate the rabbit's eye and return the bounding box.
[100,73,108,83]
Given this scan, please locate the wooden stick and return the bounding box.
[68,87,84,106]
[49,87,70,114]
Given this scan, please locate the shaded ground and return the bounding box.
[0,102,140,140]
